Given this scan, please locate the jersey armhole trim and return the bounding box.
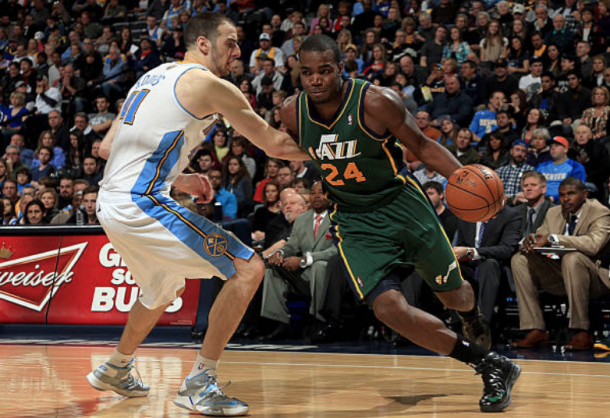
[173,65,209,121]
[296,92,302,147]
[357,82,393,142]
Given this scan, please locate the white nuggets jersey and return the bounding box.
[101,62,217,197]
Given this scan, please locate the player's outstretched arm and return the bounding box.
[99,116,121,160]
[366,86,462,179]
[177,71,309,161]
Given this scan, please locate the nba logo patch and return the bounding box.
[348,114,353,126]
[357,277,363,287]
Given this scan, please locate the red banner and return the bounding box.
[0,234,200,326]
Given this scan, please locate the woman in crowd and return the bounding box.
[33,130,65,170]
[66,129,85,178]
[581,86,610,139]
[24,199,47,226]
[479,20,508,64]
[40,187,60,224]
[360,29,379,65]
[0,158,10,191]
[251,180,282,244]
[309,4,332,34]
[253,158,283,203]
[480,131,509,169]
[222,156,253,218]
[437,117,459,146]
[228,136,256,179]
[363,43,387,80]
[587,55,607,88]
[119,27,135,60]
[239,78,257,109]
[507,36,530,76]
[1,91,29,135]
[522,108,546,143]
[1,197,17,225]
[443,27,471,65]
[526,128,552,167]
[510,89,529,130]
[543,43,561,77]
[211,127,230,162]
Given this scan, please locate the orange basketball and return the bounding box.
[445,164,505,223]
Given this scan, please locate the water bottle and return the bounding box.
[213,201,223,222]
[76,205,84,226]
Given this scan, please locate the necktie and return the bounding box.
[568,214,577,235]
[314,214,323,239]
[526,208,536,235]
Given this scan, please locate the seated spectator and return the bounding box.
[71,112,101,145]
[480,131,509,169]
[251,180,282,246]
[15,185,35,222]
[521,108,546,143]
[413,165,447,188]
[479,20,508,65]
[8,133,34,167]
[526,128,552,167]
[530,72,561,123]
[470,91,505,141]
[101,46,127,101]
[1,91,29,138]
[290,160,319,186]
[518,56,543,99]
[426,75,473,128]
[46,110,71,151]
[446,128,481,165]
[514,171,554,238]
[82,155,102,185]
[210,127,229,162]
[460,59,485,107]
[57,176,74,210]
[0,159,9,190]
[511,178,610,350]
[451,205,521,325]
[580,86,610,140]
[89,95,116,136]
[569,125,610,195]
[424,181,458,239]
[497,140,536,204]
[23,198,47,225]
[67,185,99,224]
[134,37,162,78]
[558,70,592,127]
[14,166,32,195]
[57,64,87,113]
[226,135,256,179]
[207,169,237,221]
[253,158,283,203]
[479,109,519,148]
[65,129,86,178]
[260,182,335,340]
[35,75,61,115]
[277,166,295,190]
[190,148,214,176]
[222,156,253,218]
[437,115,458,146]
[32,130,65,170]
[544,14,574,55]
[1,197,18,225]
[2,179,19,205]
[3,145,29,179]
[39,187,60,223]
[536,136,586,202]
[482,58,519,102]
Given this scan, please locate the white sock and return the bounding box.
[106,349,134,371]
[189,354,218,377]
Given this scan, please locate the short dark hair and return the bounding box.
[462,60,476,69]
[423,181,443,195]
[300,34,340,64]
[566,69,581,80]
[541,71,555,81]
[184,12,234,49]
[83,185,99,196]
[559,176,586,192]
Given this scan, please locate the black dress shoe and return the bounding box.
[258,323,292,341]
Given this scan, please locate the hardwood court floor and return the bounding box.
[1,343,608,418]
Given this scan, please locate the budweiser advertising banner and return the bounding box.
[0,234,200,325]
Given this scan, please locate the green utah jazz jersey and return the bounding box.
[298,78,406,211]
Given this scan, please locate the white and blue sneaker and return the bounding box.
[174,371,249,416]
[86,358,150,397]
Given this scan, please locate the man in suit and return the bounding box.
[514,171,554,238]
[260,182,337,340]
[453,206,522,325]
[511,177,610,350]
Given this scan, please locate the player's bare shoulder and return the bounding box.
[279,93,299,134]
[362,84,406,131]
[175,67,238,118]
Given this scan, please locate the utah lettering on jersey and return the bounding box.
[314,134,361,160]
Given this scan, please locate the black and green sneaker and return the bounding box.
[594,334,610,351]
[475,352,521,413]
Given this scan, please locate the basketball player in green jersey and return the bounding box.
[279,35,520,413]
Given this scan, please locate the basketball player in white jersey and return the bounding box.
[86,12,308,416]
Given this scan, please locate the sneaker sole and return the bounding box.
[174,394,249,416]
[480,363,522,413]
[594,343,610,351]
[86,372,149,397]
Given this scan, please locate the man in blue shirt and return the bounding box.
[207,169,237,221]
[470,90,505,141]
[536,136,586,202]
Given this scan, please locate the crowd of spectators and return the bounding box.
[3,0,610,349]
